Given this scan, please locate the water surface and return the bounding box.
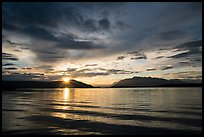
[2,88,202,135]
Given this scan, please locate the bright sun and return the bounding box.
[63,77,70,83]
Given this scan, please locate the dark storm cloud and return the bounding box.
[175,40,202,51]
[2,72,45,81]
[2,2,202,81]
[2,2,61,28]
[128,51,147,60]
[161,66,173,70]
[2,3,63,42]
[56,40,105,50]
[146,68,156,71]
[157,30,187,41]
[6,40,24,46]
[23,26,59,41]
[62,7,84,27]
[2,52,18,61]
[3,3,112,39]
[115,20,125,27]
[83,19,98,32]
[82,18,112,32]
[169,40,202,59]
[6,25,58,42]
[3,3,202,55]
[2,63,15,66]
[98,18,110,30]
[101,10,110,18]
[4,67,17,70]
[2,2,109,60]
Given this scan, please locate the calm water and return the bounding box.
[2,88,202,135]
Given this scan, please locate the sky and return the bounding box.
[2,2,202,86]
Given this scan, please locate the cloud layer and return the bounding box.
[2,2,202,85]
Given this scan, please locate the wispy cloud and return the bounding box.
[2,52,18,61]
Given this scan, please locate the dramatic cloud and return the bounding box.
[58,67,139,78]
[4,67,18,70]
[146,68,156,71]
[2,2,202,85]
[56,40,105,50]
[98,18,110,30]
[2,63,15,66]
[2,72,46,81]
[128,51,147,60]
[168,40,202,59]
[2,52,18,61]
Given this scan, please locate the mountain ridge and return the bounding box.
[2,80,93,89]
[112,76,202,87]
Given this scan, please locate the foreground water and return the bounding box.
[2,88,202,135]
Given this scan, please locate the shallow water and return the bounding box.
[2,88,202,135]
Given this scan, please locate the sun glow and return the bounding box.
[63,77,70,83]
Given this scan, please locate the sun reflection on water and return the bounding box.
[64,88,69,101]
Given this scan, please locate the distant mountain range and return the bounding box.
[2,77,202,89]
[112,77,202,87]
[2,79,93,89]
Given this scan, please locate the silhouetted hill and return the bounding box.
[2,80,93,89]
[112,77,202,87]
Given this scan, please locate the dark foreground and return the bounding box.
[2,88,202,135]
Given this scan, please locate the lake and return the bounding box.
[2,88,202,135]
